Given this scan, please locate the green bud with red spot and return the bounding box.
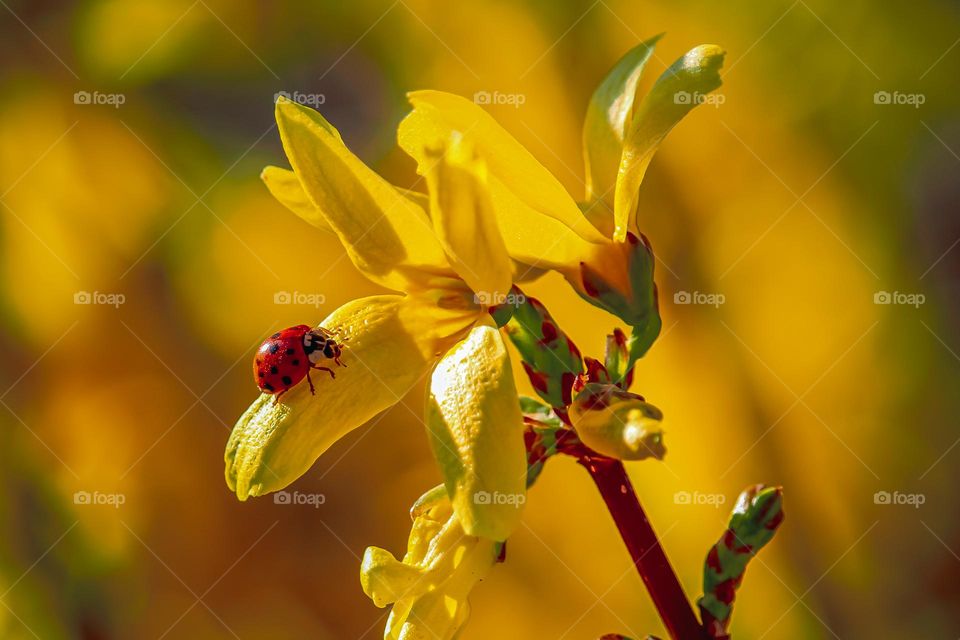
[502,291,583,413]
[520,396,565,487]
[699,485,785,639]
[605,328,634,388]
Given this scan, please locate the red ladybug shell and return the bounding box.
[254,325,311,394]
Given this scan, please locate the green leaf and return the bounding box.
[613,44,725,241]
[583,34,663,227]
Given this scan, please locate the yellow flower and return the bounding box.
[360,485,499,640]
[225,97,527,541]
[396,39,725,351]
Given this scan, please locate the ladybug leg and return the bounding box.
[305,369,316,395]
[334,355,346,367]
[312,365,336,379]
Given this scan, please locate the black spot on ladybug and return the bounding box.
[263,383,275,392]
[271,332,281,339]
[286,348,295,355]
[270,366,278,375]
[292,359,300,366]
[281,375,292,386]
[258,371,265,378]
[269,344,279,354]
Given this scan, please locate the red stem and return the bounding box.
[575,451,708,640]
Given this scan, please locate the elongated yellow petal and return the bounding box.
[399,103,596,272]
[582,34,662,229]
[426,322,526,540]
[614,45,725,241]
[422,135,513,301]
[260,165,332,231]
[275,97,454,292]
[225,294,476,500]
[400,90,607,244]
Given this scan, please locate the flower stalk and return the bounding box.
[556,434,709,640]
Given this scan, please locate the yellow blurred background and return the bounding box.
[1,0,958,637]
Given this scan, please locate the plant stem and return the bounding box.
[575,451,708,640]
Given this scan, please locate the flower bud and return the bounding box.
[502,293,583,412]
[568,382,665,461]
[699,485,784,637]
[568,233,661,351]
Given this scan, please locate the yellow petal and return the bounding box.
[400,90,607,244]
[614,45,725,241]
[425,322,526,540]
[260,165,332,232]
[275,97,454,292]
[422,135,513,300]
[399,100,596,272]
[361,547,427,608]
[261,165,430,237]
[225,294,476,500]
[582,34,662,228]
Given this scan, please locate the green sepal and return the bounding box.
[503,292,583,411]
[575,232,661,338]
[519,396,565,487]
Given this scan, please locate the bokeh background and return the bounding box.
[1,0,958,637]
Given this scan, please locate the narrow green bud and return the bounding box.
[503,291,583,412]
[699,485,785,638]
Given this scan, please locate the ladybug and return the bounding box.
[253,325,346,398]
